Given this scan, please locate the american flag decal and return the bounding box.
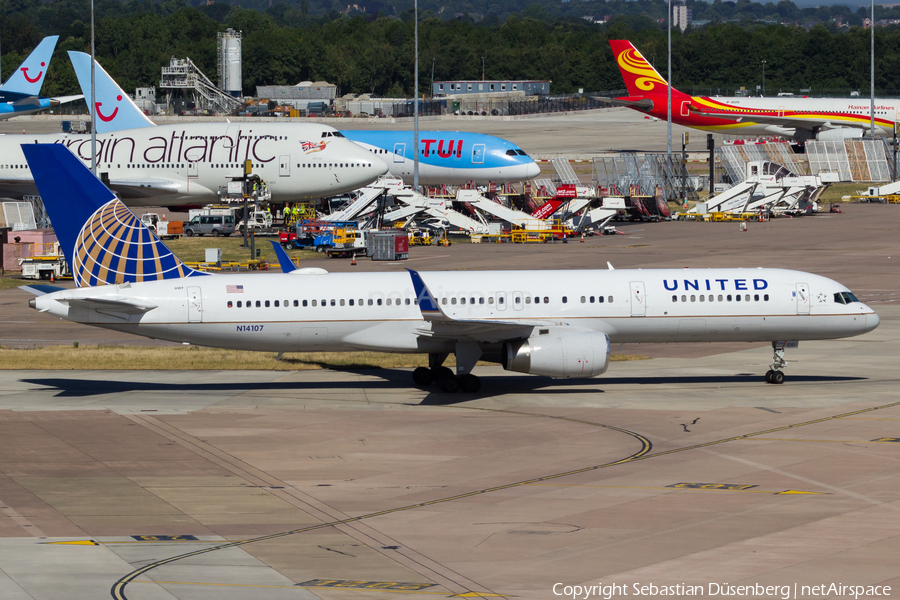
[226,285,244,293]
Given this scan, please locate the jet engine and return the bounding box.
[502,329,610,378]
[815,128,864,141]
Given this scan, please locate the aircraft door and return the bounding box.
[629,281,646,317]
[393,143,406,163]
[512,291,523,311]
[187,161,198,179]
[279,155,290,177]
[472,144,486,164]
[187,287,202,323]
[796,283,810,315]
[681,101,691,117]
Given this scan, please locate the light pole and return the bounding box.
[667,0,672,157]
[649,53,656,68]
[481,56,485,81]
[761,60,766,97]
[870,0,875,137]
[413,0,419,189]
[90,0,96,175]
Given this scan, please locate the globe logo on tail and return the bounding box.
[73,199,196,287]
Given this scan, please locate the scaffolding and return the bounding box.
[807,139,893,182]
[592,153,698,202]
[716,142,805,185]
[550,158,581,185]
[160,57,242,114]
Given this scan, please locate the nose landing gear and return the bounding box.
[764,341,789,384]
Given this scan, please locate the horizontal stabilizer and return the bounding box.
[19,284,65,296]
[12,96,41,108]
[58,297,157,315]
[593,96,654,111]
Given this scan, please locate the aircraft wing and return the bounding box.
[50,95,84,105]
[107,178,183,198]
[407,268,558,343]
[687,105,870,132]
[592,96,655,111]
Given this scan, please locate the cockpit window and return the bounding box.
[516,149,528,156]
[506,149,518,156]
[333,131,345,137]
[834,291,859,305]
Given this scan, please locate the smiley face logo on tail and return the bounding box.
[95,95,122,122]
[20,61,46,84]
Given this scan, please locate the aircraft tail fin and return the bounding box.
[609,40,670,97]
[67,51,156,134]
[21,144,201,288]
[0,36,59,96]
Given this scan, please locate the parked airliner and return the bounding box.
[0,36,82,119]
[67,52,540,186]
[341,130,540,185]
[606,40,899,142]
[22,144,878,391]
[0,52,389,206]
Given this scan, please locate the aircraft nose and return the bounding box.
[524,161,541,179]
[865,311,880,332]
[373,154,390,177]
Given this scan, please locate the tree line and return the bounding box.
[2,0,900,100]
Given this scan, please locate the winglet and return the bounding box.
[406,268,449,321]
[269,241,297,273]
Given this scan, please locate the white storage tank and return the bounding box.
[218,29,242,97]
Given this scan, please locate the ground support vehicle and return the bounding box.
[324,226,367,258]
[18,242,71,280]
[140,213,182,238]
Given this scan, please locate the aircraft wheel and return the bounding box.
[433,366,454,384]
[772,370,785,385]
[765,370,774,384]
[439,376,459,393]
[412,367,433,386]
[459,374,481,393]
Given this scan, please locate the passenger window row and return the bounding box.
[227,298,418,308]
[672,294,769,302]
[298,162,371,168]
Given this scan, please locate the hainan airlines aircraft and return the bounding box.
[606,40,899,142]
[67,53,540,186]
[0,52,389,206]
[22,144,879,392]
[341,131,540,185]
[0,36,82,119]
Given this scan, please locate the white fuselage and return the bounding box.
[34,268,878,356]
[0,123,388,206]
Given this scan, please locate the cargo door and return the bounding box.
[393,143,406,163]
[279,155,290,177]
[629,281,646,317]
[187,286,202,323]
[681,101,691,117]
[796,282,810,315]
[472,144,485,164]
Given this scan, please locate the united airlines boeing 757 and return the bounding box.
[22,145,878,392]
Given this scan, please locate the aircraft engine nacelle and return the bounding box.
[815,128,864,141]
[502,329,610,378]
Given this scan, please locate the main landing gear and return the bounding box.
[764,342,788,384]
[412,351,482,393]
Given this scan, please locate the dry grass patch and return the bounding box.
[0,276,31,290]
[0,345,647,370]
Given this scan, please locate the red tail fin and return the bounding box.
[609,40,670,97]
